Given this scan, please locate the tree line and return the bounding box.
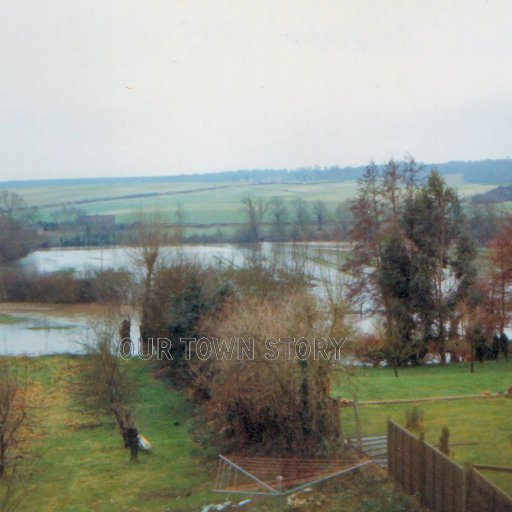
[238,194,351,242]
[0,177,507,254]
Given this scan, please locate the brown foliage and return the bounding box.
[193,293,342,457]
[0,358,41,512]
[486,214,512,334]
[72,317,134,415]
[0,268,132,304]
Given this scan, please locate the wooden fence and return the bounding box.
[387,420,512,512]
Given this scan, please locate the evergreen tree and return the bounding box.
[377,230,417,375]
[402,171,475,362]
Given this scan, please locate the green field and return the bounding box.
[0,355,509,509]
[333,360,512,495]
[332,359,512,401]
[3,356,423,512]
[3,178,499,225]
[8,356,218,512]
[25,181,364,225]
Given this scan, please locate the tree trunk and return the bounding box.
[0,433,5,477]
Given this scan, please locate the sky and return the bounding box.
[0,0,511,181]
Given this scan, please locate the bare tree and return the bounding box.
[312,200,328,232]
[173,203,186,244]
[0,359,39,512]
[241,195,266,242]
[75,317,133,410]
[73,316,139,458]
[0,369,25,478]
[293,198,311,240]
[382,159,401,226]
[129,211,169,343]
[487,215,512,336]
[402,154,423,202]
[0,191,37,263]
[332,201,351,241]
[268,196,287,240]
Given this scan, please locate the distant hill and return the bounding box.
[1,158,511,188]
[431,159,512,184]
[472,185,512,203]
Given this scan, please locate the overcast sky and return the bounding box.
[1,0,511,181]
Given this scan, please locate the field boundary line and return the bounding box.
[361,393,506,405]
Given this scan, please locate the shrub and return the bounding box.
[0,268,132,304]
[194,293,343,457]
[405,408,424,431]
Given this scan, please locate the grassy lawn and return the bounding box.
[1,355,509,509]
[0,355,424,512]
[8,356,219,512]
[332,359,512,401]
[333,360,512,495]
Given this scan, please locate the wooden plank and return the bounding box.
[433,451,443,512]
[424,446,435,510]
[473,464,512,473]
[410,436,420,496]
[452,464,465,512]
[387,420,395,478]
[387,420,479,512]
[472,467,512,512]
[442,458,455,512]
[468,468,495,511]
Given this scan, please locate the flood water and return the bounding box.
[18,242,349,275]
[0,303,143,356]
[0,304,94,355]
[18,242,352,302]
[1,242,370,356]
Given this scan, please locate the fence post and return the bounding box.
[400,425,406,488]
[353,394,362,451]
[387,418,398,479]
[336,398,342,438]
[387,419,393,477]
[419,431,426,504]
[464,463,472,512]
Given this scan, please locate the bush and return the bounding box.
[138,262,231,385]
[193,293,342,457]
[0,268,132,304]
[405,407,424,431]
